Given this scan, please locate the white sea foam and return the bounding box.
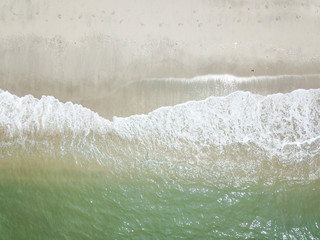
[148,74,320,83]
[103,74,320,118]
[0,86,319,182]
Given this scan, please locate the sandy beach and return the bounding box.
[1,2,320,238]
[1,0,320,117]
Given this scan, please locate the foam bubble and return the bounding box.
[103,74,320,118]
[0,87,319,182]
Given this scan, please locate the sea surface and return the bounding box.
[0,75,320,239]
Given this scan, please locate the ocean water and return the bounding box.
[1,75,320,239]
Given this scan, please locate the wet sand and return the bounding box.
[1,0,320,117]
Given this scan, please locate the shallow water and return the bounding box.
[1,169,320,239]
[1,75,320,239]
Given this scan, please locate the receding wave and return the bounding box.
[102,74,320,118]
[1,86,319,184]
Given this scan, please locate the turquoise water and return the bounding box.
[1,168,320,239]
[1,82,320,239]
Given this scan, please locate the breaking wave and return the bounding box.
[102,74,320,118]
[1,81,320,184]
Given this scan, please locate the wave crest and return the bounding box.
[1,88,319,182]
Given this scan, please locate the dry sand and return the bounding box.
[1,0,320,117]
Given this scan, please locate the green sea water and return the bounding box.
[1,85,320,239]
[1,167,319,239]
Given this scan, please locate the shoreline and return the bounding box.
[1,0,320,117]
